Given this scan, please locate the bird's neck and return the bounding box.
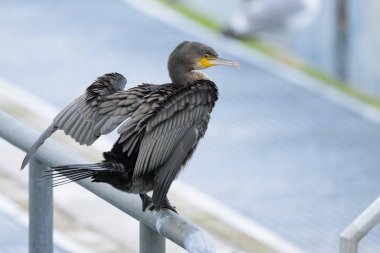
[170,70,210,86]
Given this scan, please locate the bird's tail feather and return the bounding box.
[45,163,108,187]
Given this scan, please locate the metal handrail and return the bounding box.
[340,197,380,253]
[0,110,215,253]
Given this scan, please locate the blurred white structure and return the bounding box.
[224,0,321,37]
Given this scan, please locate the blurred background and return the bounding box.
[175,0,380,94]
[171,0,380,97]
[0,0,380,253]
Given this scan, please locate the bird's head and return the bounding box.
[168,41,239,84]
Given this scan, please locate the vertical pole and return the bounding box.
[340,196,380,253]
[340,237,358,253]
[335,0,349,81]
[29,158,53,253]
[140,222,165,253]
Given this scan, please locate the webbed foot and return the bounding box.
[149,197,178,214]
[140,194,178,214]
[139,194,153,211]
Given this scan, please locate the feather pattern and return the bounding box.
[127,80,218,181]
[21,73,153,169]
[21,73,218,212]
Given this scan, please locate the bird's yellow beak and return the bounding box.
[199,56,240,69]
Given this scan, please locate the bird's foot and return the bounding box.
[151,197,178,214]
[162,200,178,214]
[140,194,154,212]
[140,195,178,214]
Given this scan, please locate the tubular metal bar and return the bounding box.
[29,158,53,253]
[0,110,215,253]
[340,196,380,253]
[140,222,165,253]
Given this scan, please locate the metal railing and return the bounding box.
[0,110,215,253]
[340,196,380,253]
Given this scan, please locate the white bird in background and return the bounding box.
[223,0,321,38]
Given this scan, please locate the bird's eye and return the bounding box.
[204,53,209,58]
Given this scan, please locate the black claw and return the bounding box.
[164,204,178,214]
[162,197,178,214]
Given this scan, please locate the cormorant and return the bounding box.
[21,41,239,212]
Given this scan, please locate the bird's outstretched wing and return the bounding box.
[21,72,153,169]
[118,80,217,208]
[54,73,128,145]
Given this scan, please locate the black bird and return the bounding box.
[21,41,239,212]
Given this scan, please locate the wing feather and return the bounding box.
[52,75,155,145]
[64,113,81,135]
[72,119,86,141]
[21,73,155,169]
[93,116,110,133]
[152,128,198,209]
[21,123,58,169]
[131,84,215,178]
[78,121,92,144]
[127,135,141,155]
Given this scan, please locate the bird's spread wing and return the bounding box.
[21,73,153,169]
[55,73,130,145]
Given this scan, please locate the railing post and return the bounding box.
[140,222,165,253]
[29,158,53,253]
[340,196,380,253]
[340,236,358,253]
